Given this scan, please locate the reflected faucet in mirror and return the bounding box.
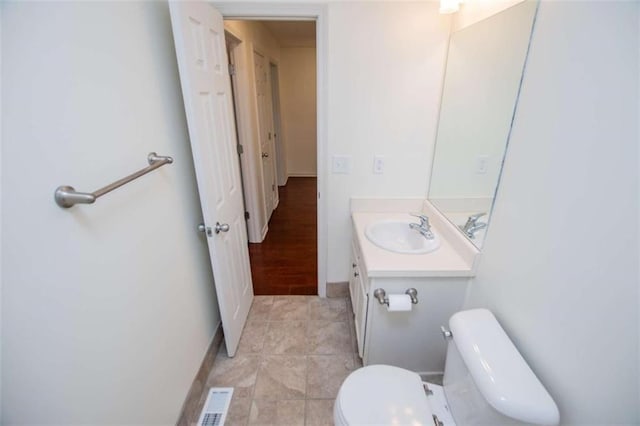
[460,212,487,239]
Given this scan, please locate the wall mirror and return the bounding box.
[427,1,538,248]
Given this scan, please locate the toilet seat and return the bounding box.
[334,364,433,425]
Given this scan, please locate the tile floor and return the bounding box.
[189,296,362,425]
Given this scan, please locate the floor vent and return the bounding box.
[197,387,234,426]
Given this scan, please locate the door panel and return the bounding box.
[170,0,253,356]
[265,62,279,207]
[254,50,276,219]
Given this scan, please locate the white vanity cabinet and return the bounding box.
[349,239,368,358]
[349,210,478,375]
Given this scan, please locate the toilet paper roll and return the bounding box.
[387,294,412,312]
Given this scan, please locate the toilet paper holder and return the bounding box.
[373,288,418,306]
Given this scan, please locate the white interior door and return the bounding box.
[169,0,253,356]
[270,62,287,187]
[253,50,276,219]
[266,62,280,207]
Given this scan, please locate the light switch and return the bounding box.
[332,156,351,174]
[373,156,384,174]
[476,155,489,174]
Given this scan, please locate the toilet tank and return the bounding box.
[443,309,560,426]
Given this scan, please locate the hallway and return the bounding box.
[249,177,317,295]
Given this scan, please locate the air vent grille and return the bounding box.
[197,387,234,426]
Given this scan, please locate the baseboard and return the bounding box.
[419,372,444,386]
[277,176,289,187]
[287,173,317,178]
[260,223,269,241]
[326,281,349,298]
[176,323,224,426]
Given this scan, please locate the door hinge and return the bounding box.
[237,144,244,155]
[272,184,275,191]
[268,132,272,140]
[244,211,250,220]
[228,63,236,76]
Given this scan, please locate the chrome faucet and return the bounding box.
[460,212,487,239]
[409,213,435,240]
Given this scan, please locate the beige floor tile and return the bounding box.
[269,296,309,321]
[305,399,335,426]
[248,296,274,322]
[307,354,355,399]
[309,298,348,321]
[206,354,260,399]
[224,396,252,426]
[308,321,352,354]
[185,298,358,425]
[254,355,307,400]
[237,321,268,355]
[248,399,305,425]
[263,321,307,354]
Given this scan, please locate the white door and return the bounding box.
[270,62,287,188]
[266,62,280,207]
[169,1,253,356]
[253,50,276,219]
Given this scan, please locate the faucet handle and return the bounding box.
[465,212,487,225]
[410,212,430,228]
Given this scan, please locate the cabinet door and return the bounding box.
[354,270,367,358]
[348,242,359,315]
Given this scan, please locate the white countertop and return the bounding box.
[352,211,477,278]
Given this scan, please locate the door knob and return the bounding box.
[215,222,230,234]
[261,152,269,158]
[197,223,212,237]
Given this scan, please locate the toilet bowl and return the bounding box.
[334,309,560,426]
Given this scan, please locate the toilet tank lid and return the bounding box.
[449,309,560,426]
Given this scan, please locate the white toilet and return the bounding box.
[334,309,560,425]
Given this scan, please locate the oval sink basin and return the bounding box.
[365,220,441,254]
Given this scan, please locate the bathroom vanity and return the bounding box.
[349,202,479,375]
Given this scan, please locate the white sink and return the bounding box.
[365,220,441,254]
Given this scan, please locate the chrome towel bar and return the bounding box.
[54,152,173,208]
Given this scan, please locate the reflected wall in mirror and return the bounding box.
[428,1,538,248]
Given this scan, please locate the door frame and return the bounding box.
[225,30,253,240]
[252,46,276,223]
[214,2,328,297]
[269,61,287,187]
[224,28,267,243]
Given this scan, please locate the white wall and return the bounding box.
[2,2,220,424]
[464,2,639,423]
[326,1,450,282]
[0,3,3,419]
[280,47,317,177]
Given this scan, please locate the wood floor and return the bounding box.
[248,177,317,295]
